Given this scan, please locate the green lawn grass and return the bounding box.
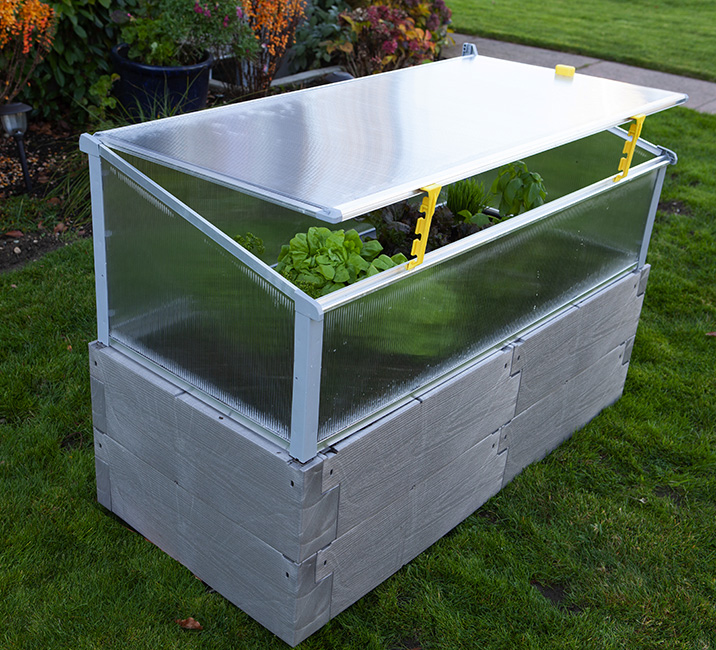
[1,105,714,649]
[448,0,716,82]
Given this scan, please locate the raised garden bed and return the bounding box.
[81,53,686,644]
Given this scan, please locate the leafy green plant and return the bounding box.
[446,178,492,227]
[114,0,258,67]
[323,4,437,77]
[491,160,547,217]
[289,0,349,73]
[20,0,141,122]
[398,0,453,55]
[233,232,265,256]
[276,226,407,298]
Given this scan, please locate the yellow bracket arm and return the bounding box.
[407,183,442,270]
[614,114,646,182]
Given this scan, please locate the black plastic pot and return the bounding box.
[111,45,213,120]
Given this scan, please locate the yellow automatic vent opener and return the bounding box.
[614,114,646,182]
[407,183,442,270]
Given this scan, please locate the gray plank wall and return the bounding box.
[90,266,648,646]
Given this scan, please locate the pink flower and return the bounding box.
[236,6,243,19]
[194,2,202,13]
[382,39,397,54]
[223,15,229,27]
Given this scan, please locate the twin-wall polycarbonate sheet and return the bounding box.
[95,56,686,220]
[101,159,295,438]
[317,168,661,439]
[119,153,373,265]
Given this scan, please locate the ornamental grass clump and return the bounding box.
[0,0,56,103]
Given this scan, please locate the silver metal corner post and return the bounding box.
[639,163,668,269]
[289,306,324,462]
[80,134,110,345]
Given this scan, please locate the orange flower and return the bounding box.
[0,0,56,103]
[238,0,304,92]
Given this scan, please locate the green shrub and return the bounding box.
[289,0,349,73]
[21,0,140,123]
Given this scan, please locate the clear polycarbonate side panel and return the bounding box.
[317,167,661,440]
[119,153,371,264]
[462,130,657,208]
[101,158,295,439]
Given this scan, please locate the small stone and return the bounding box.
[13,247,21,255]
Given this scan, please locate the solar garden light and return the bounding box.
[0,102,33,191]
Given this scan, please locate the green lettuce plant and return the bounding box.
[276,226,407,298]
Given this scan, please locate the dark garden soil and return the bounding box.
[0,232,74,272]
[0,119,87,274]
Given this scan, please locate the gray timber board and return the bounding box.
[89,267,649,645]
[94,429,332,645]
[90,343,339,563]
[322,347,518,537]
[513,267,647,414]
[316,431,504,617]
[502,343,629,486]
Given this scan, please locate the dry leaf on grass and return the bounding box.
[175,617,203,630]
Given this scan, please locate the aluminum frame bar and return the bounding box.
[85,136,322,321]
[318,152,672,312]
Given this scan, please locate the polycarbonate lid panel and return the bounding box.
[95,55,687,222]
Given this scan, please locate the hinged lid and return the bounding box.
[91,55,687,222]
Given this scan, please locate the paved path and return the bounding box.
[444,35,716,114]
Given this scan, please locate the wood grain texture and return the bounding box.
[502,343,628,485]
[572,270,643,365]
[322,348,517,537]
[90,376,107,434]
[89,343,338,562]
[94,453,112,510]
[513,270,643,414]
[623,335,636,366]
[97,430,332,646]
[316,431,504,616]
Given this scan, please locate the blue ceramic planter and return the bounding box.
[111,45,213,120]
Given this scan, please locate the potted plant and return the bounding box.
[110,0,258,117]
